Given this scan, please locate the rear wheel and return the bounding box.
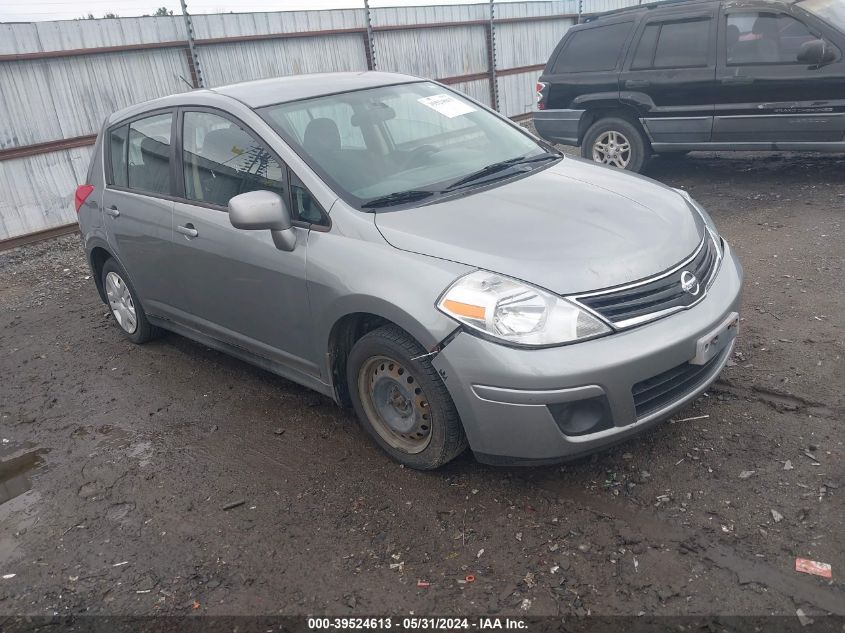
[582,116,648,173]
[101,258,161,344]
[346,325,467,469]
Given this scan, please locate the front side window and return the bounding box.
[651,19,711,68]
[727,13,817,64]
[127,113,173,196]
[553,21,634,73]
[182,111,285,208]
[259,81,549,208]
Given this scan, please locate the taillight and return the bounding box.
[535,82,548,110]
[74,184,94,213]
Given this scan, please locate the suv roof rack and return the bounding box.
[584,0,717,22]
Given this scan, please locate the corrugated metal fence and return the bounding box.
[0,0,644,243]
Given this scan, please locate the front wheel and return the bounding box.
[581,117,648,172]
[346,325,467,469]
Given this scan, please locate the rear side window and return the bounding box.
[633,18,712,69]
[108,125,128,188]
[127,113,173,196]
[553,21,634,73]
[182,111,286,208]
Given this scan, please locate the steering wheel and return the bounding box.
[398,144,439,170]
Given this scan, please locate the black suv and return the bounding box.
[533,0,845,172]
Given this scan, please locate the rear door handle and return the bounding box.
[106,206,120,218]
[625,79,651,89]
[177,224,198,238]
[721,76,754,85]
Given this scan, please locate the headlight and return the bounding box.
[437,271,611,347]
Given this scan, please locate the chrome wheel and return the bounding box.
[357,355,432,454]
[592,130,631,169]
[105,271,137,334]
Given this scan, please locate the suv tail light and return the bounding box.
[74,184,95,213]
[536,82,548,110]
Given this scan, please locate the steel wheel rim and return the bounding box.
[105,271,138,334]
[592,130,632,169]
[358,355,432,454]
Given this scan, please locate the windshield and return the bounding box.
[259,81,549,209]
[797,0,845,30]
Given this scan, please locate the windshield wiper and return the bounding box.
[361,189,437,210]
[443,152,561,192]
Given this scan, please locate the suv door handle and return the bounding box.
[177,224,198,238]
[722,76,754,85]
[105,206,120,218]
[625,79,651,89]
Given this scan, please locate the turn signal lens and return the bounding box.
[437,271,611,347]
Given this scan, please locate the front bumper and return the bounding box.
[533,109,586,146]
[431,243,743,465]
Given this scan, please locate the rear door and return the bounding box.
[170,107,320,377]
[102,110,182,319]
[713,4,845,143]
[619,7,718,146]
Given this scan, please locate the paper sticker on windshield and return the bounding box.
[418,94,476,118]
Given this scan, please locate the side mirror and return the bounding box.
[797,39,837,66]
[229,190,296,251]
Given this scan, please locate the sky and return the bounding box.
[0,0,516,22]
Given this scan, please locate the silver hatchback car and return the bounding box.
[76,72,742,469]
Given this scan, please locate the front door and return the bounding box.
[713,6,845,143]
[170,109,318,378]
[102,110,182,320]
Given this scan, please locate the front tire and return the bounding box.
[581,116,648,172]
[101,258,161,344]
[346,325,467,469]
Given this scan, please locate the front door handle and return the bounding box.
[177,224,198,238]
[721,76,754,85]
[106,206,120,218]
[625,79,651,89]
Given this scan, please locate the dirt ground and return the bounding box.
[0,151,843,625]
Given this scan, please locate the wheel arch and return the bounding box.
[87,241,116,304]
[576,100,647,146]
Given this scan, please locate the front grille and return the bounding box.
[577,235,719,328]
[632,347,727,419]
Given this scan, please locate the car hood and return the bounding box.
[374,158,705,295]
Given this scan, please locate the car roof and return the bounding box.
[211,71,422,108]
[106,71,423,125]
[585,0,793,22]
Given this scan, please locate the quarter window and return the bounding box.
[553,21,634,73]
[182,111,285,208]
[108,125,128,188]
[289,170,326,225]
[127,113,173,195]
[726,13,817,65]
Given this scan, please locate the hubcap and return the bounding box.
[105,271,138,334]
[592,130,632,169]
[358,356,432,454]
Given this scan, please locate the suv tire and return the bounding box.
[101,258,162,344]
[346,324,468,469]
[582,116,648,173]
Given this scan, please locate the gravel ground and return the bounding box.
[0,151,843,624]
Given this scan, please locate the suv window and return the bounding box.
[727,12,817,65]
[127,113,173,196]
[633,18,711,69]
[553,21,634,73]
[182,111,285,208]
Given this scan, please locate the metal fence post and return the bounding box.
[577,0,583,24]
[180,0,204,88]
[363,0,376,70]
[488,0,500,112]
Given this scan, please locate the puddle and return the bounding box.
[0,446,46,506]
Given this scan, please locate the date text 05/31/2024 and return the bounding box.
[307,617,528,630]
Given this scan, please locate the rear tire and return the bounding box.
[581,116,648,173]
[101,258,161,344]
[346,325,467,469]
